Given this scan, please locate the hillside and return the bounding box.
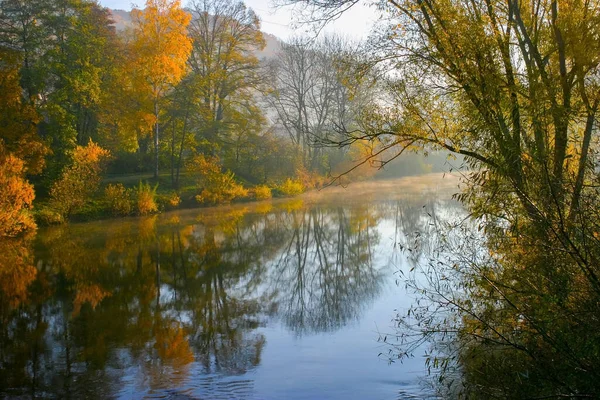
[108,8,282,59]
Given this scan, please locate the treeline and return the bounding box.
[1,0,429,235]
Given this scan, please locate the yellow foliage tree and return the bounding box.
[129,0,192,179]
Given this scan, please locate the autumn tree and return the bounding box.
[0,46,48,175]
[0,145,36,237]
[49,140,111,218]
[0,0,121,188]
[157,0,267,187]
[129,0,192,179]
[0,46,46,236]
[279,0,600,395]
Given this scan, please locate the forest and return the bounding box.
[3,0,600,397]
[1,0,443,233]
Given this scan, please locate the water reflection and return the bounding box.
[272,205,383,335]
[0,180,460,398]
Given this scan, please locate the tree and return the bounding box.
[269,35,364,172]
[186,0,265,142]
[1,0,122,188]
[0,145,36,237]
[0,0,52,100]
[278,0,600,395]
[42,0,119,145]
[129,0,192,179]
[0,46,48,175]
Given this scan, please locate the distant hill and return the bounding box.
[108,8,282,60]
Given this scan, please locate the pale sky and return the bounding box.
[98,0,378,40]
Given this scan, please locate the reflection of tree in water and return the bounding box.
[0,196,425,397]
[177,212,269,376]
[271,204,385,335]
[385,198,464,269]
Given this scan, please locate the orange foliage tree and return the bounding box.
[0,145,36,236]
[129,0,192,179]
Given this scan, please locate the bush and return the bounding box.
[295,167,325,189]
[0,147,37,236]
[253,185,272,200]
[135,181,158,215]
[35,207,64,226]
[104,183,132,216]
[187,154,248,205]
[278,178,304,197]
[168,192,181,207]
[49,140,111,218]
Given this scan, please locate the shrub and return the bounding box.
[49,140,111,218]
[35,207,64,226]
[168,192,181,207]
[254,185,272,200]
[295,167,325,189]
[134,181,158,215]
[278,178,304,197]
[0,147,37,236]
[187,154,248,205]
[104,183,132,216]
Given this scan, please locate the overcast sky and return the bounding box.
[98,0,378,40]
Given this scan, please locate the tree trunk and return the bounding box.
[154,99,159,180]
[171,119,175,187]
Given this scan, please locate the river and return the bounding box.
[0,174,463,399]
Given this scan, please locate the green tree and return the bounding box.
[186,0,266,144]
[0,46,48,175]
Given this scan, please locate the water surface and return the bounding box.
[0,174,461,399]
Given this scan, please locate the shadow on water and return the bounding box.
[0,175,461,399]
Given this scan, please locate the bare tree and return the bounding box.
[268,35,364,171]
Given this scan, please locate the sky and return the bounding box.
[98,0,378,40]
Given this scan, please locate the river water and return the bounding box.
[0,174,462,399]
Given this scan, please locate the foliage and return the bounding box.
[129,0,193,178]
[134,181,159,215]
[277,178,304,197]
[295,167,325,190]
[187,154,248,204]
[0,47,48,175]
[167,192,181,207]
[284,0,600,396]
[104,183,133,216]
[49,141,111,218]
[35,207,65,226]
[0,147,37,237]
[253,185,272,200]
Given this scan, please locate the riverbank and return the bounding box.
[32,171,317,226]
[33,172,461,227]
